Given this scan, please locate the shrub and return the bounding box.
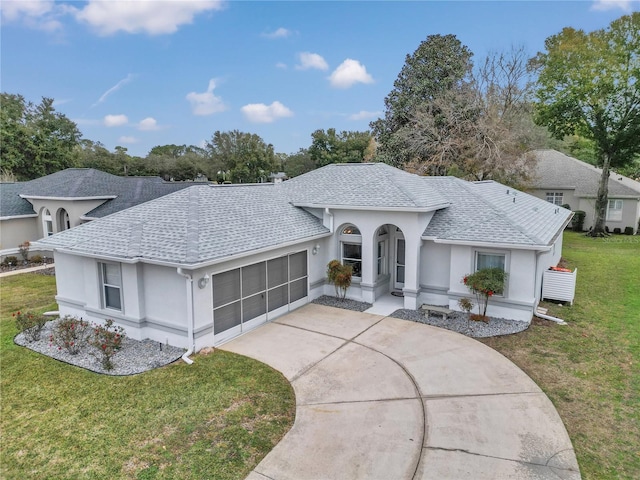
[458,297,474,314]
[14,311,48,342]
[561,203,571,211]
[18,241,30,262]
[89,319,126,371]
[2,256,18,266]
[572,211,586,232]
[613,227,622,234]
[624,226,634,235]
[462,268,508,321]
[50,316,90,355]
[326,260,353,300]
[30,255,43,264]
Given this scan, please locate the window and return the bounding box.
[546,192,563,206]
[42,209,53,236]
[340,224,362,278]
[607,199,623,221]
[475,252,506,295]
[100,263,122,311]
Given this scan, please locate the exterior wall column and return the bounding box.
[403,236,422,310]
[360,226,376,304]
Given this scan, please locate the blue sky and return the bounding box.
[1,1,638,157]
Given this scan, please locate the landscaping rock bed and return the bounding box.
[390,309,529,338]
[14,319,185,375]
[312,295,372,312]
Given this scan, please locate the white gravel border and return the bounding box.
[14,319,185,376]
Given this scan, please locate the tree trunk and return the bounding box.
[590,153,611,237]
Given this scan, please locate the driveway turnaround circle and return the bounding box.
[221,304,581,480]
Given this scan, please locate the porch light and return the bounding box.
[198,274,210,289]
[312,244,320,255]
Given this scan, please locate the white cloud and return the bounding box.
[276,62,288,69]
[591,0,638,11]
[241,101,293,123]
[329,59,374,89]
[0,0,63,32]
[74,0,224,36]
[118,136,138,144]
[348,110,381,121]
[296,52,329,71]
[186,79,227,116]
[93,74,135,106]
[103,114,128,127]
[138,117,160,131]
[262,27,291,39]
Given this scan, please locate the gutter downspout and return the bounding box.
[177,267,195,364]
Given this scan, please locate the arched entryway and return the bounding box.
[57,208,71,231]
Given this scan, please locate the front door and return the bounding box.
[394,237,405,290]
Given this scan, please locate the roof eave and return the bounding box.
[0,214,38,220]
[291,202,451,212]
[422,237,553,251]
[19,195,117,201]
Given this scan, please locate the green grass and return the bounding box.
[480,232,640,479]
[0,274,295,480]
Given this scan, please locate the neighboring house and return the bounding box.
[269,172,288,184]
[530,149,640,234]
[37,163,572,351]
[0,168,197,256]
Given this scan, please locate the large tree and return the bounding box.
[534,12,640,236]
[308,129,373,167]
[206,130,275,183]
[1,93,81,180]
[370,34,473,167]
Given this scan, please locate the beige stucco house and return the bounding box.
[529,150,640,234]
[38,163,572,352]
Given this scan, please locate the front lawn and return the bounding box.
[0,274,295,480]
[480,232,640,479]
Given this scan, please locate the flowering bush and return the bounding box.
[462,268,508,321]
[89,319,126,371]
[14,310,48,342]
[327,260,353,300]
[50,316,90,355]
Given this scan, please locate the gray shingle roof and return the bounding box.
[1,168,197,218]
[0,183,35,217]
[37,184,330,265]
[423,177,572,246]
[280,163,449,210]
[531,150,640,198]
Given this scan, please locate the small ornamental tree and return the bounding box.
[462,268,508,321]
[50,316,90,355]
[18,241,30,263]
[327,260,353,300]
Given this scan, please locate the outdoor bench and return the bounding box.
[420,304,454,320]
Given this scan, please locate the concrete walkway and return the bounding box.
[0,263,55,277]
[221,304,580,480]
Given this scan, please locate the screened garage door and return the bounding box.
[212,251,308,343]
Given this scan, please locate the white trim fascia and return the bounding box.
[79,215,98,221]
[424,237,552,252]
[290,202,451,213]
[19,194,117,201]
[43,231,333,270]
[0,214,38,220]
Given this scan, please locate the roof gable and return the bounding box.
[532,150,640,198]
[280,163,449,210]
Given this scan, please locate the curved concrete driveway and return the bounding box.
[221,304,580,480]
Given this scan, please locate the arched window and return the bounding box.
[339,224,362,278]
[57,208,71,231]
[42,209,53,236]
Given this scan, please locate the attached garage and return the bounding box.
[212,251,308,343]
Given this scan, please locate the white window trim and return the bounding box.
[42,209,53,236]
[339,224,362,280]
[473,250,509,297]
[99,262,123,312]
[545,192,563,206]
[606,199,623,222]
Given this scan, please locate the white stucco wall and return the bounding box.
[27,198,108,238]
